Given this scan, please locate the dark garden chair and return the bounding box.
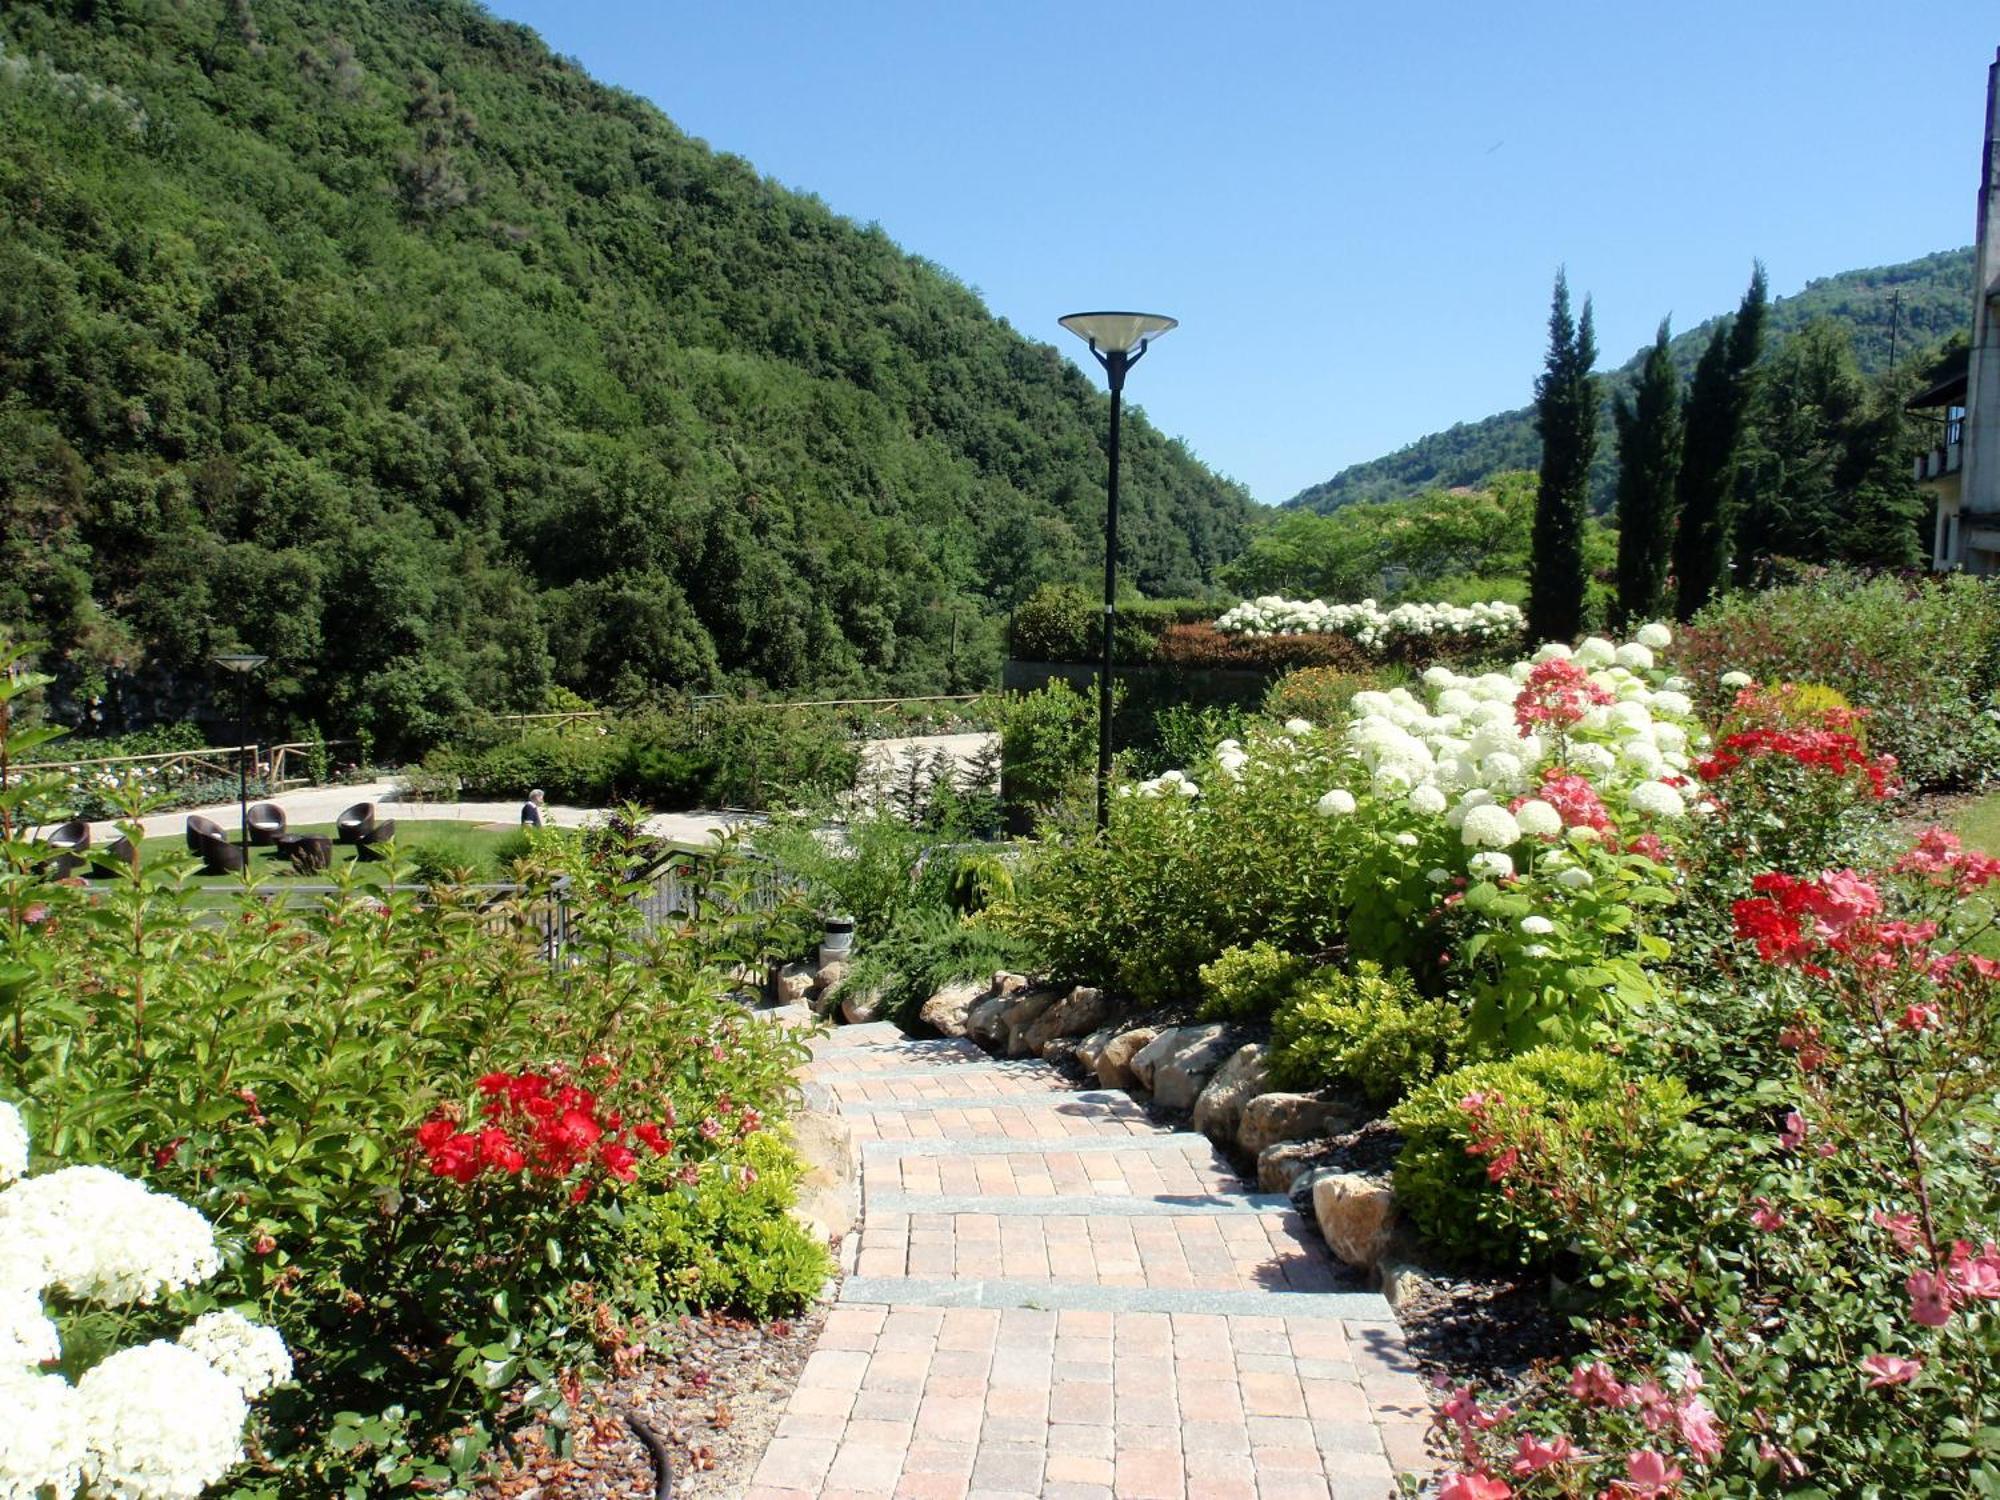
[354,820,396,862]
[87,835,137,878]
[196,832,245,876]
[42,819,91,879]
[335,803,375,845]
[276,832,331,873]
[186,814,227,855]
[247,802,287,845]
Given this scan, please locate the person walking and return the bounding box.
[520,788,545,828]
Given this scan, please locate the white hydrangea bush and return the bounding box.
[1116,623,1701,1047]
[1214,595,1524,653]
[0,1101,291,1500]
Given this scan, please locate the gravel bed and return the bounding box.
[481,1298,828,1499]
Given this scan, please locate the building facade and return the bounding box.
[1923,47,2000,572]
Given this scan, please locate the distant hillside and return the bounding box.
[0,0,1254,743]
[1288,248,1974,513]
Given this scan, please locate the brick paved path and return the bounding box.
[746,1022,1435,1499]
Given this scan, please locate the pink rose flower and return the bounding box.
[1749,1196,1785,1231]
[1568,1360,1631,1408]
[1437,1473,1512,1500]
[1676,1396,1724,1462]
[1908,1269,1956,1328]
[1509,1431,1573,1475]
[1874,1209,1920,1252]
[1623,1450,1684,1497]
[1860,1353,1923,1388]
[1778,1110,1807,1152]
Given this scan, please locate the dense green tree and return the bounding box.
[1611,320,1684,626]
[1672,265,1768,619]
[0,0,1252,737]
[1735,320,1923,577]
[1527,272,1599,643]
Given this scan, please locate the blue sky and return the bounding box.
[487,2,1995,505]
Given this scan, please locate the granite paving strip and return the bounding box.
[750,1024,1434,1498]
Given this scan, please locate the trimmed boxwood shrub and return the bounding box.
[1266,962,1464,1104]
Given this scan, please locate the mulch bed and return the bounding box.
[481,1299,828,1500]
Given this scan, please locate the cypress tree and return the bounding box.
[1671,264,1768,619]
[1611,319,1683,626]
[1527,270,1599,644]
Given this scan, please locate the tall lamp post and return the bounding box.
[212,653,267,848]
[1058,311,1177,830]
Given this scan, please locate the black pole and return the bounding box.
[1096,350,1129,831]
[238,674,251,848]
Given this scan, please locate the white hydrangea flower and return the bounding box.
[1556,866,1595,890]
[1315,789,1356,817]
[1720,670,1753,690]
[0,1366,84,1500]
[1575,636,1617,667]
[1468,850,1515,881]
[1460,804,1521,849]
[1282,717,1314,737]
[1513,799,1562,839]
[0,1166,219,1307]
[1660,675,1692,693]
[178,1311,292,1400]
[1650,690,1694,719]
[1394,832,1419,847]
[1636,622,1673,650]
[0,1283,58,1368]
[1406,785,1447,816]
[1521,915,1555,936]
[1426,868,1452,885]
[76,1341,248,1500]
[1569,743,1618,777]
[0,1104,25,1187]
[1628,780,1687,820]
[1524,944,1553,959]
[1615,642,1655,671]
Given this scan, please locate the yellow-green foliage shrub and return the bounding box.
[1266,962,1464,1104]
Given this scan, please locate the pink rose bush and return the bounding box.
[1425,831,2000,1496]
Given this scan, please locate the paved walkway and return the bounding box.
[101,731,997,850]
[749,1024,1433,1500]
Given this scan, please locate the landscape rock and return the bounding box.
[991,971,1029,999]
[1073,1021,1125,1076]
[814,959,850,999]
[774,962,815,1007]
[999,987,1065,1057]
[1237,1092,1361,1159]
[1311,1171,1400,1273]
[1017,985,1116,1056]
[839,986,888,1025]
[1096,1027,1161,1091]
[1379,1259,1430,1312]
[965,992,1014,1049]
[1039,1035,1081,1067]
[1258,1140,1324,1194]
[1151,1023,1245,1111]
[786,1108,856,1247]
[1126,1028,1183,1093]
[1190,1044,1269,1145]
[918,979,986,1038]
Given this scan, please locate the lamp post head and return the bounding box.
[1059,312,1177,357]
[211,653,268,675]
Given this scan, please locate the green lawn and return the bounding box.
[135,820,532,886]
[1952,790,2000,856]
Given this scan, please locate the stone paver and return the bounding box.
[750,1024,1435,1497]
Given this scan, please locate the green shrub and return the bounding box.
[1264,666,1384,726]
[1198,941,1316,1021]
[837,905,1030,1027]
[997,678,1099,822]
[615,1133,833,1319]
[1677,568,2000,789]
[1390,1048,1693,1265]
[1011,583,1100,661]
[1136,702,1257,781]
[1267,962,1464,1104]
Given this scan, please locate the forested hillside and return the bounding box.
[1289,248,1972,513]
[0,0,1253,741]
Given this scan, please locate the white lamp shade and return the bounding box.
[1059,311,1177,355]
[212,653,268,673]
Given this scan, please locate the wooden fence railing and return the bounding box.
[18,740,360,792]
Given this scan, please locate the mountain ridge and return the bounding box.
[1287,247,1973,513]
